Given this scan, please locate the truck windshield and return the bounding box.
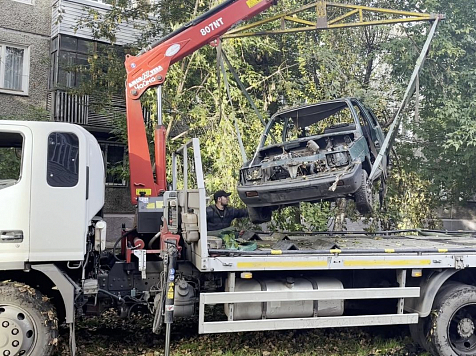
[0,132,23,189]
[262,102,355,148]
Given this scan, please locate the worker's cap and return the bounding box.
[214,190,232,201]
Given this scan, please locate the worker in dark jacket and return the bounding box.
[206,190,248,232]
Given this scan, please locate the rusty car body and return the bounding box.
[238,98,388,223]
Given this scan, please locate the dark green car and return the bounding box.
[238,98,388,223]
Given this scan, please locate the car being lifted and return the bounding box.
[238,98,389,223]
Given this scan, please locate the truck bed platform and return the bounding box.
[204,230,476,272]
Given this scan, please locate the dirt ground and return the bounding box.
[53,311,429,356]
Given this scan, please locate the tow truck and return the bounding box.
[1,1,471,356]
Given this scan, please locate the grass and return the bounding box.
[53,311,431,356]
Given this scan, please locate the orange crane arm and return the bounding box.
[125,0,276,204]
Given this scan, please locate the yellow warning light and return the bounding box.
[240,272,253,279]
[412,269,423,277]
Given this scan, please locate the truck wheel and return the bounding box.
[428,283,476,355]
[0,281,58,356]
[248,206,272,224]
[355,169,373,214]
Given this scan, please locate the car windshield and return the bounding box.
[261,101,355,148]
[0,132,23,190]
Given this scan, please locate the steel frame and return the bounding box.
[172,138,209,267]
[223,1,441,38]
[199,286,420,333]
[368,16,441,181]
[200,314,419,333]
[204,254,461,272]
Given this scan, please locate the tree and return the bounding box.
[386,0,476,205]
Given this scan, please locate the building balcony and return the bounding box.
[48,89,151,132]
[52,0,149,46]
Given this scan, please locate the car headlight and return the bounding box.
[326,152,350,167]
[245,167,262,181]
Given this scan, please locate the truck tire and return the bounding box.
[355,169,373,214]
[0,281,58,356]
[428,283,476,356]
[248,206,272,224]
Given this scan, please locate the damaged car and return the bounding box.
[238,98,388,223]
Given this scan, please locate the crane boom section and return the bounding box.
[124,0,275,204]
[125,0,275,99]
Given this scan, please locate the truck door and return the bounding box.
[29,128,88,262]
[0,126,32,267]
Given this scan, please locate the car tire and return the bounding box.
[0,281,58,356]
[428,283,476,356]
[355,169,373,214]
[248,206,272,224]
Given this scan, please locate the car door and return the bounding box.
[0,125,32,267]
[360,104,388,174]
[352,101,379,160]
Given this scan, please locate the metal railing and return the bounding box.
[199,285,420,333]
[51,90,89,125]
[172,138,209,259]
[49,90,152,130]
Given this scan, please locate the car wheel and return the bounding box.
[248,207,272,224]
[429,283,476,356]
[355,169,373,214]
[0,281,58,356]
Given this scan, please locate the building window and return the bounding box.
[50,35,127,91]
[100,143,126,186]
[49,37,59,89]
[55,35,92,89]
[47,132,79,187]
[51,35,123,90]
[49,35,93,89]
[0,44,29,95]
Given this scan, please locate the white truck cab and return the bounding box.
[0,121,105,266]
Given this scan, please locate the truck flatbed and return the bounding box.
[204,230,476,272]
